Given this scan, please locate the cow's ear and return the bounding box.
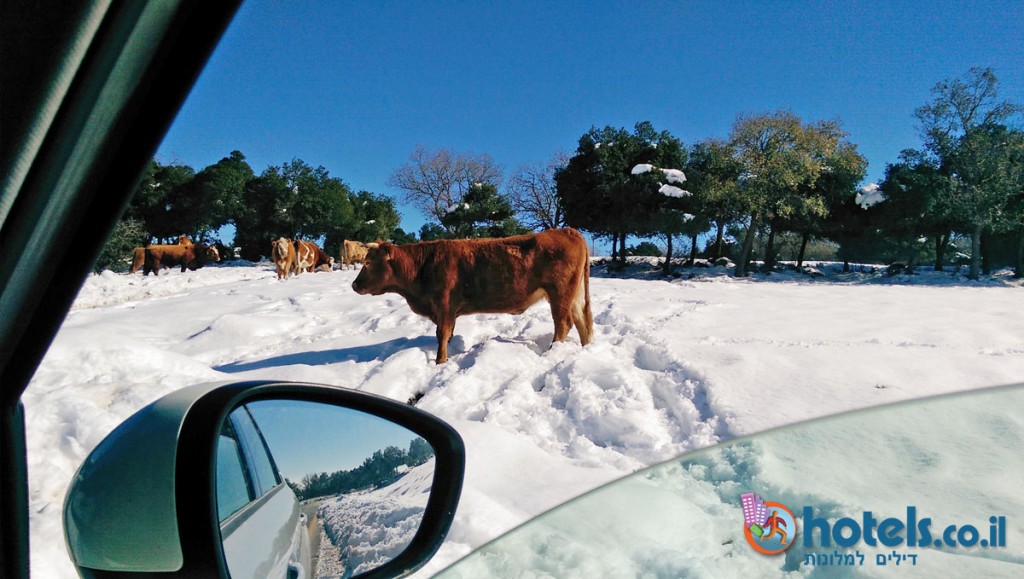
[382,244,392,260]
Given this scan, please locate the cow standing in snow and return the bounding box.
[352,228,593,364]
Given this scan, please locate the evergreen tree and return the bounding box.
[557,121,687,265]
[407,438,433,466]
[126,160,196,242]
[419,223,446,241]
[234,166,292,261]
[625,241,663,257]
[233,160,354,260]
[191,150,254,234]
[390,227,418,244]
[440,182,527,238]
[686,139,745,260]
[93,218,148,272]
[915,67,1023,279]
[875,149,955,269]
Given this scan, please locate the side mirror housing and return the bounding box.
[64,381,465,578]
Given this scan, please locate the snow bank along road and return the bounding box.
[24,262,1024,576]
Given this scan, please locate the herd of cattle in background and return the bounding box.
[270,237,381,280]
[127,235,377,278]
[126,229,595,364]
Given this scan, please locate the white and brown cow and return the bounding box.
[272,237,296,280]
[293,239,319,275]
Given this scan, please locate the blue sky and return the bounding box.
[157,0,1023,241]
[246,399,421,482]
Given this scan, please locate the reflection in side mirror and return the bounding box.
[219,401,437,578]
[63,381,464,579]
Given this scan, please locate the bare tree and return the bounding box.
[507,153,568,231]
[387,145,502,229]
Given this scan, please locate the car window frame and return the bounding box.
[0,2,242,577]
[230,405,284,497]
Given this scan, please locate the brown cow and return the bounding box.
[130,243,220,276]
[352,228,593,364]
[272,237,296,280]
[313,245,334,271]
[340,239,378,270]
[129,234,193,273]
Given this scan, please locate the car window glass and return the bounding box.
[216,431,252,523]
[437,384,1024,577]
[231,406,281,496]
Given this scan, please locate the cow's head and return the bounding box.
[188,244,220,269]
[352,243,394,295]
[272,237,291,258]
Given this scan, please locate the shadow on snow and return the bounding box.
[214,335,436,372]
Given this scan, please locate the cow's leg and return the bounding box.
[152,258,161,276]
[570,271,593,345]
[546,289,573,343]
[434,317,455,364]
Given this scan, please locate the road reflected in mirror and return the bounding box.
[218,399,435,579]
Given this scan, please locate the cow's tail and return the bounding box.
[572,232,594,345]
[129,247,145,274]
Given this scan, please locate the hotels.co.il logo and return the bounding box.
[740,491,1009,568]
[741,492,797,555]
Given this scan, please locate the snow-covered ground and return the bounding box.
[23,259,1024,577]
[316,460,434,577]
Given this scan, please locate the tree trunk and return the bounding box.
[764,225,777,270]
[969,224,983,280]
[613,232,627,265]
[689,232,699,264]
[1016,225,1024,279]
[797,232,810,269]
[843,258,850,273]
[663,234,673,276]
[735,212,760,277]
[714,222,725,259]
[934,233,950,272]
[981,231,989,274]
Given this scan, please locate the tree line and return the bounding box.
[96,152,409,270]
[289,437,433,501]
[552,68,1023,279]
[98,67,1021,280]
[387,68,1022,280]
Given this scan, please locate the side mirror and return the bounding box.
[63,381,465,578]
